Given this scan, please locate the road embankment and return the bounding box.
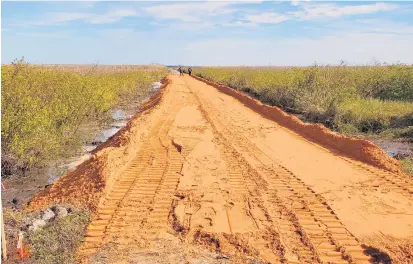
[27,78,171,212]
[192,75,402,174]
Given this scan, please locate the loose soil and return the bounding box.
[27,75,413,264]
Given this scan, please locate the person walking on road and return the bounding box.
[178,66,183,76]
[188,67,192,76]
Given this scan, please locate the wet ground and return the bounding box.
[33,75,412,264]
[371,138,413,159]
[1,81,163,209]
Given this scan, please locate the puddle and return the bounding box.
[371,138,413,158]
[112,121,128,128]
[47,81,162,184]
[83,145,97,153]
[152,82,162,90]
[93,127,121,144]
[47,167,67,184]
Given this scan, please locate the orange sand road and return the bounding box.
[32,75,413,263]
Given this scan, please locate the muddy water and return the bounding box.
[370,138,413,158]
[2,103,141,208]
[47,81,164,184]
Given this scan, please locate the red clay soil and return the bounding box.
[90,78,170,154]
[192,75,402,174]
[26,75,413,263]
[26,79,170,212]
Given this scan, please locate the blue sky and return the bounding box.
[2,1,413,66]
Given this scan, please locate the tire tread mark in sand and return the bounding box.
[198,102,318,264]
[104,136,169,242]
[186,80,318,264]
[189,82,372,264]
[226,88,413,198]
[141,116,183,235]
[221,118,369,263]
[341,157,413,197]
[263,188,319,264]
[108,113,182,239]
[218,137,319,264]
[78,121,167,256]
[177,79,285,262]
[77,101,182,260]
[215,132,287,263]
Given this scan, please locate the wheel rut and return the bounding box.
[72,75,413,263]
[341,157,413,197]
[77,96,183,262]
[188,78,373,264]
[180,80,315,263]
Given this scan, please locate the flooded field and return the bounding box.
[48,81,164,184]
[2,81,164,208]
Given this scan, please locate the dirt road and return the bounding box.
[32,75,413,263]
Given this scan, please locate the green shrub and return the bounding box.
[1,59,166,174]
[194,65,413,138]
[400,158,413,177]
[338,98,413,133]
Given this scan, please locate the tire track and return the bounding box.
[218,142,286,263]
[188,80,372,264]
[74,76,411,263]
[77,94,183,261]
[340,157,413,197]
[183,80,319,264]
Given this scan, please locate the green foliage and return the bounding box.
[400,158,413,177]
[195,66,413,137]
[338,98,413,132]
[1,59,166,173]
[27,209,91,264]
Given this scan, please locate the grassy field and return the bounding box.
[194,66,413,136]
[1,59,166,176]
[194,65,413,175]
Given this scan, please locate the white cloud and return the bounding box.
[323,19,413,37]
[224,21,257,28]
[184,33,413,66]
[228,2,398,27]
[45,12,90,24]
[86,9,138,24]
[291,0,311,7]
[149,21,217,31]
[173,22,217,31]
[143,2,236,22]
[14,32,70,39]
[244,12,289,24]
[10,8,138,26]
[291,2,398,20]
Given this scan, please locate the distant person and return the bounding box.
[188,67,192,76]
[178,66,183,76]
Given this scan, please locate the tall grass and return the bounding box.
[195,65,413,136]
[1,59,166,175]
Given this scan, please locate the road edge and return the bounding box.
[191,75,402,174]
[25,77,171,212]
